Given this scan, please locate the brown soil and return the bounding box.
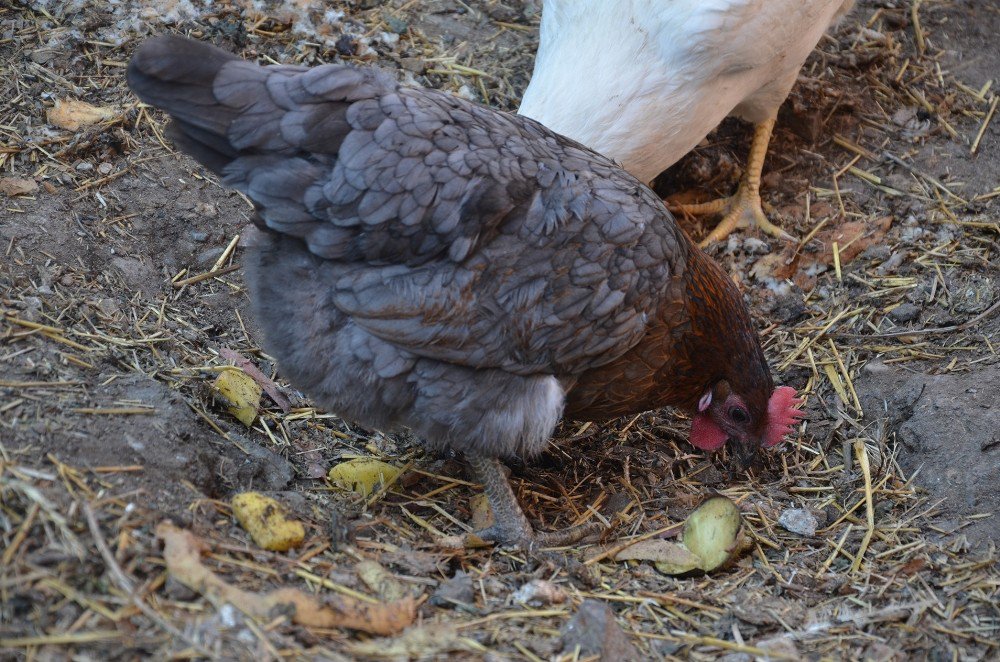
[2,0,998,659]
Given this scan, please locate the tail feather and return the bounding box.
[127,35,366,176]
[126,35,397,254]
[128,35,249,172]
[127,35,241,129]
[162,120,239,174]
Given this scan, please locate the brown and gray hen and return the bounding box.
[127,35,803,549]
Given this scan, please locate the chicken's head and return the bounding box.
[690,382,804,469]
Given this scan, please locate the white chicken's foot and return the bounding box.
[668,118,794,248]
[468,455,602,550]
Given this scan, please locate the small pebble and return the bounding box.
[513,579,567,607]
[194,202,218,218]
[889,303,921,323]
[197,247,224,266]
[30,48,56,64]
[429,570,474,610]
[400,57,425,73]
[385,16,408,34]
[96,298,120,317]
[561,600,640,661]
[778,508,818,537]
[743,237,771,255]
[335,34,357,56]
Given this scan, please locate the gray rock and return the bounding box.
[888,303,921,323]
[778,508,818,537]
[385,16,408,34]
[561,599,640,661]
[429,570,475,610]
[231,435,294,491]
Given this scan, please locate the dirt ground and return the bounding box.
[1,0,998,660]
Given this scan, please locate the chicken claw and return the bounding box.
[469,455,603,550]
[669,118,795,247]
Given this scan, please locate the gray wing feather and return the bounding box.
[128,35,686,376]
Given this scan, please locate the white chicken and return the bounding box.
[519,0,855,246]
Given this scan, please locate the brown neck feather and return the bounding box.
[667,246,773,415]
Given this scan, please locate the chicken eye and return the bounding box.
[729,406,749,424]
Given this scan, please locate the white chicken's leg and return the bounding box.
[670,118,793,247]
[469,455,601,549]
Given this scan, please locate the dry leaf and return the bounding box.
[156,521,416,635]
[48,98,117,131]
[0,177,38,197]
[231,492,305,552]
[212,367,262,426]
[896,557,928,577]
[290,436,327,479]
[437,532,493,549]
[614,539,703,575]
[762,216,894,290]
[328,458,402,498]
[813,217,893,263]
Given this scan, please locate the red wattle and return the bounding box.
[690,413,728,450]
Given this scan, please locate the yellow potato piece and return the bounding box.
[615,496,746,576]
[231,492,305,551]
[682,496,744,572]
[328,459,402,498]
[213,367,262,426]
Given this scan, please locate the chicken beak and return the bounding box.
[729,436,759,471]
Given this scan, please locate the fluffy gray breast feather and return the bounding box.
[127,35,688,377]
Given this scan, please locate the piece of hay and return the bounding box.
[345,624,471,658]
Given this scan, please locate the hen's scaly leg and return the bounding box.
[468,455,601,549]
[669,117,793,248]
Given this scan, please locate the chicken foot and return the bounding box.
[468,455,602,549]
[669,117,794,247]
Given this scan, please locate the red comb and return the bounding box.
[764,386,805,447]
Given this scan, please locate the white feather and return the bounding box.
[519,0,855,183]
